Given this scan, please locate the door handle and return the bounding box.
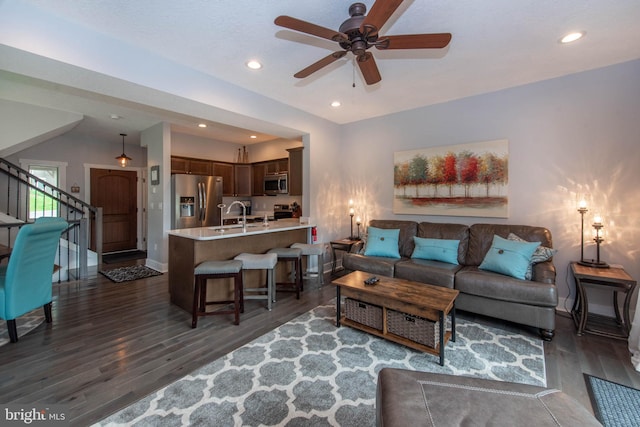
[200,182,207,221]
[197,182,204,221]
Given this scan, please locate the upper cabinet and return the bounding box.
[252,163,266,196]
[287,147,303,196]
[234,164,252,197]
[172,146,302,196]
[211,162,233,196]
[171,156,212,175]
[265,158,289,175]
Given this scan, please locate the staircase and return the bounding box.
[0,158,103,281]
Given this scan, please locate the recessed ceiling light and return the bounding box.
[198,123,207,128]
[560,31,585,44]
[250,135,257,139]
[246,60,262,70]
[110,114,121,120]
[331,101,341,108]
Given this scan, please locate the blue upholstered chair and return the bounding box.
[0,218,68,342]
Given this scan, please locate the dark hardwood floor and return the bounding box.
[1,262,638,426]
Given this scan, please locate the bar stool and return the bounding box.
[291,243,325,287]
[233,253,277,311]
[267,247,303,299]
[192,259,243,328]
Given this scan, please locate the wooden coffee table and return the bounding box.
[333,270,459,366]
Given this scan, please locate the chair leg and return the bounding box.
[233,273,241,325]
[192,277,201,328]
[318,253,325,285]
[295,258,302,299]
[7,319,18,343]
[239,272,245,313]
[267,269,274,311]
[44,302,52,323]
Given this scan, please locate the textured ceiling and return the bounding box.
[3,0,640,142]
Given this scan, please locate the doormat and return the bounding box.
[584,373,640,426]
[103,250,147,264]
[100,265,162,283]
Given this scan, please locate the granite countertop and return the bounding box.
[168,218,314,241]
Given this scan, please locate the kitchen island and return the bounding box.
[168,219,314,314]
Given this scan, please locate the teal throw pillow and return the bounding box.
[507,233,557,280]
[363,227,401,258]
[411,236,460,265]
[479,235,540,280]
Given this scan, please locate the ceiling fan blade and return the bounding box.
[376,33,452,50]
[294,51,347,79]
[357,52,382,85]
[360,0,404,36]
[275,16,348,43]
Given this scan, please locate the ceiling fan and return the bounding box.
[274,0,452,85]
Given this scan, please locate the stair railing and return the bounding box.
[0,158,103,281]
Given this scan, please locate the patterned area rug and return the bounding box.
[100,265,162,283]
[95,303,545,426]
[0,308,45,346]
[584,374,640,427]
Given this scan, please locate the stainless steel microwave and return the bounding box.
[264,173,288,195]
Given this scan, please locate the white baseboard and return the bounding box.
[145,258,167,273]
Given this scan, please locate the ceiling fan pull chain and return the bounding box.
[352,56,356,88]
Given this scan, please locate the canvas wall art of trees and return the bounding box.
[393,139,509,218]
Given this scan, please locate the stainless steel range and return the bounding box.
[273,204,294,220]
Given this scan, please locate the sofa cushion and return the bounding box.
[479,235,540,280]
[411,236,460,265]
[418,222,470,265]
[376,368,601,427]
[369,220,418,258]
[455,266,558,307]
[342,253,401,277]
[508,233,558,280]
[395,258,461,289]
[466,224,553,267]
[364,227,401,258]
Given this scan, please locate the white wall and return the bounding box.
[5,132,148,201]
[340,59,640,314]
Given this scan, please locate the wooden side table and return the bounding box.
[570,262,637,339]
[329,238,361,276]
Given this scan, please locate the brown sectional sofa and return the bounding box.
[342,220,558,340]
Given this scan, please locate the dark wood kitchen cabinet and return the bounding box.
[265,158,289,175]
[171,156,212,175]
[252,163,266,196]
[287,147,303,196]
[212,162,234,196]
[234,164,252,196]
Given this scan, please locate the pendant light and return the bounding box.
[115,133,132,167]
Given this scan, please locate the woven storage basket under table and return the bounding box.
[344,298,383,330]
[387,309,440,347]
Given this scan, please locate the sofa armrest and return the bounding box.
[350,241,364,253]
[532,260,556,284]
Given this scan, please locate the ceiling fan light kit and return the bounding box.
[274,0,452,85]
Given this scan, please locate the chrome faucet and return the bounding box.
[226,201,247,232]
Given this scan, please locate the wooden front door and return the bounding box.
[91,168,137,253]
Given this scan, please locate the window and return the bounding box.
[20,159,67,220]
[28,165,59,219]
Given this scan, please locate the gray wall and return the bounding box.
[340,59,640,314]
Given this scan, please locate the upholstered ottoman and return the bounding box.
[376,368,601,427]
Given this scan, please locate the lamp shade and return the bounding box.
[116,133,132,167]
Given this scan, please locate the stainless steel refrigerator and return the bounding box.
[171,174,223,229]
